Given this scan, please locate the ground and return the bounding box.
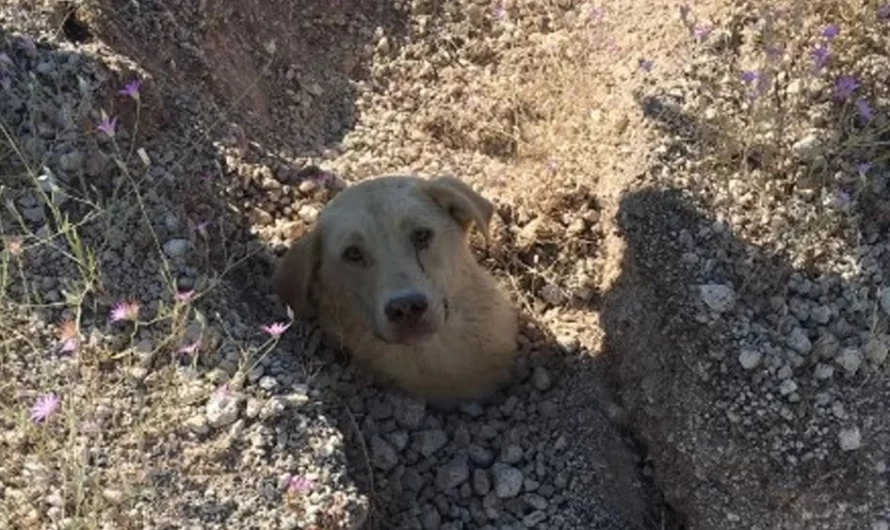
[1,0,889,529]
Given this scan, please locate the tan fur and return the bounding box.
[272,175,518,402]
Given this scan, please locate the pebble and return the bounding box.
[184,414,210,435]
[472,469,491,496]
[492,463,523,499]
[163,238,190,258]
[738,348,762,370]
[259,397,287,420]
[698,283,736,313]
[880,288,890,317]
[838,427,862,451]
[836,348,863,375]
[258,375,279,391]
[205,393,243,428]
[415,429,449,457]
[436,455,470,491]
[787,328,812,355]
[371,435,399,471]
[532,366,552,392]
[499,444,524,465]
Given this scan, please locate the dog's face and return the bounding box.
[273,175,494,345]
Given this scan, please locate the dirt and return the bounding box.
[1,0,889,529]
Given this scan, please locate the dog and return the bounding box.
[272,175,519,403]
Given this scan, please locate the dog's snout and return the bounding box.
[384,293,429,323]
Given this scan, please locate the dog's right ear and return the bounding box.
[272,228,321,320]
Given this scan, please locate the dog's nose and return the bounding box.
[384,293,429,323]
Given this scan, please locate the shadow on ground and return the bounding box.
[599,185,890,529]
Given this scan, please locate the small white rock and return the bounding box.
[838,427,862,452]
[184,414,210,435]
[163,238,190,258]
[836,347,863,375]
[778,379,798,396]
[698,284,736,313]
[787,328,812,354]
[738,349,762,370]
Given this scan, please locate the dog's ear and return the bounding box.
[272,228,321,320]
[422,176,494,244]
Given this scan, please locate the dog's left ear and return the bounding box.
[421,176,494,244]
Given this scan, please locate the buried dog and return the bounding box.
[272,175,519,402]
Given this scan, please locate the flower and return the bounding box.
[546,159,559,175]
[288,476,314,494]
[178,339,201,355]
[834,75,860,100]
[741,70,758,84]
[262,321,291,337]
[30,393,60,423]
[118,78,141,100]
[879,4,890,20]
[212,383,231,402]
[856,98,875,122]
[59,338,79,354]
[822,25,839,40]
[834,190,851,208]
[693,25,712,40]
[639,59,654,72]
[494,5,506,20]
[857,162,872,176]
[811,45,830,72]
[175,290,195,303]
[110,300,140,322]
[5,236,23,256]
[97,116,117,137]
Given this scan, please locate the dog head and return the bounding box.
[272,175,494,345]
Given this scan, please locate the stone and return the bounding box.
[787,328,812,354]
[414,429,449,458]
[532,367,552,392]
[472,469,491,496]
[436,454,470,491]
[698,284,736,313]
[836,347,863,375]
[492,463,523,499]
[370,435,398,471]
[838,427,862,451]
[205,392,243,428]
[163,238,190,258]
[738,348,762,370]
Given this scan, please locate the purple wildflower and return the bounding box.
[821,25,839,40]
[212,383,231,402]
[856,99,875,122]
[59,338,79,355]
[118,78,141,100]
[546,159,559,175]
[811,45,830,72]
[834,75,860,100]
[741,70,758,84]
[262,321,291,337]
[175,290,195,303]
[834,190,852,208]
[178,339,201,356]
[694,25,712,40]
[97,116,117,137]
[110,300,140,323]
[494,5,506,21]
[288,476,314,494]
[30,393,60,423]
[639,59,654,72]
[857,162,872,176]
[879,4,890,20]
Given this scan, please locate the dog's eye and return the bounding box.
[342,246,364,264]
[411,228,433,249]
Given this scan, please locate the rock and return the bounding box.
[469,444,495,467]
[880,287,890,317]
[539,284,564,305]
[499,444,524,465]
[492,463,523,499]
[836,347,862,375]
[259,397,287,420]
[698,284,736,313]
[787,328,812,354]
[791,132,822,160]
[866,336,888,365]
[738,348,762,370]
[556,335,580,354]
[810,305,832,325]
[184,414,210,435]
[370,435,398,471]
[436,454,470,491]
[838,427,862,451]
[101,488,124,504]
[523,511,547,527]
[472,469,491,496]
[531,366,552,391]
[420,503,441,530]
[258,376,278,391]
[163,238,190,258]
[778,379,798,396]
[205,392,244,428]
[414,429,449,457]
[393,396,426,429]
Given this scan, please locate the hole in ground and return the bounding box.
[61,3,92,43]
